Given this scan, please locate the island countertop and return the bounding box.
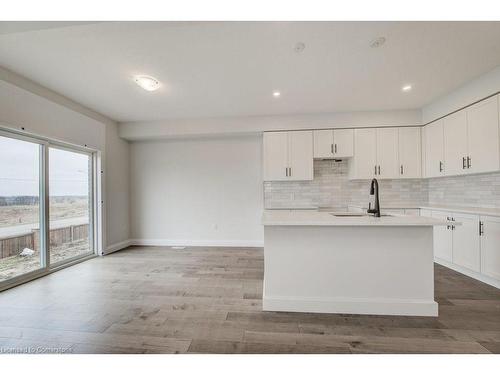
[262,209,450,226]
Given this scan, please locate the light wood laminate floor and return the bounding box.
[0,246,499,354]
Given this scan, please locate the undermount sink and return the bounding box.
[331,213,367,217]
[330,213,393,217]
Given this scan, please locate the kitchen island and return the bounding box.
[262,209,449,317]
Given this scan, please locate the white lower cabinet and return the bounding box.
[427,209,500,288]
[431,211,453,262]
[480,216,500,280]
[452,213,480,272]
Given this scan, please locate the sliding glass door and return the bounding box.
[0,134,44,282]
[49,147,93,265]
[0,130,96,289]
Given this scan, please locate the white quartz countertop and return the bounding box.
[262,209,449,227]
[420,205,500,217]
[348,204,500,217]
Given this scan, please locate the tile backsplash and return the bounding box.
[428,171,500,208]
[264,160,500,209]
[264,160,427,209]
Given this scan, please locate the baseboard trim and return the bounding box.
[105,239,133,255]
[263,294,438,317]
[434,257,500,289]
[130,239,264,248]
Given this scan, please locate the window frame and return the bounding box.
[0,126,100,292]
[47,144,96,268]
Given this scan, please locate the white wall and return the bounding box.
[130,135,264,246]
[0,67,130,253]
[120,109,422,140]
[105,121,130,249]
[422,65,500,123]
[0,77,105,149]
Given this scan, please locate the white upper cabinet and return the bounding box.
[288,131,314,181]
[443,110,468,176]
[313,129,334,158]
[424,120,445,178]
[398,127,421,178]
[263,131,313,181]
[265,95,500,183]
[376,128,399,179]
[349,128,377,179]
[348,128,401,179]
[424,94,500,178]
[466,95,500,174]
[349,127,407,179]
[263,132,289,181]
[313,129,354,159]
[333,129,354,158]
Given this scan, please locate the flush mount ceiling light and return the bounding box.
[370,36,386,48]
[294,42,306,53]
[134,75,160,91]
[273,91,281,97]
[402,84,413,92]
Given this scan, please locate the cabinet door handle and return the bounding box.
[378,165,381,175]
[467,156,471,169]
[334,144,337,154]
[439,161,443,172]
[289,167,292,177]
[479,221,484,236]
[462,157,467,169]
[400,165,404,175]
[285,167,288,177]
[374,165,377,175]
[331,144,334,154]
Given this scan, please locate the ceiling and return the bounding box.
[1,21,500,123]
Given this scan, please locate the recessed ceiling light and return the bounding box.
[134,75,160,91]
[370,37,386,48]
[402,84,412,92]
[273,91,281,97]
